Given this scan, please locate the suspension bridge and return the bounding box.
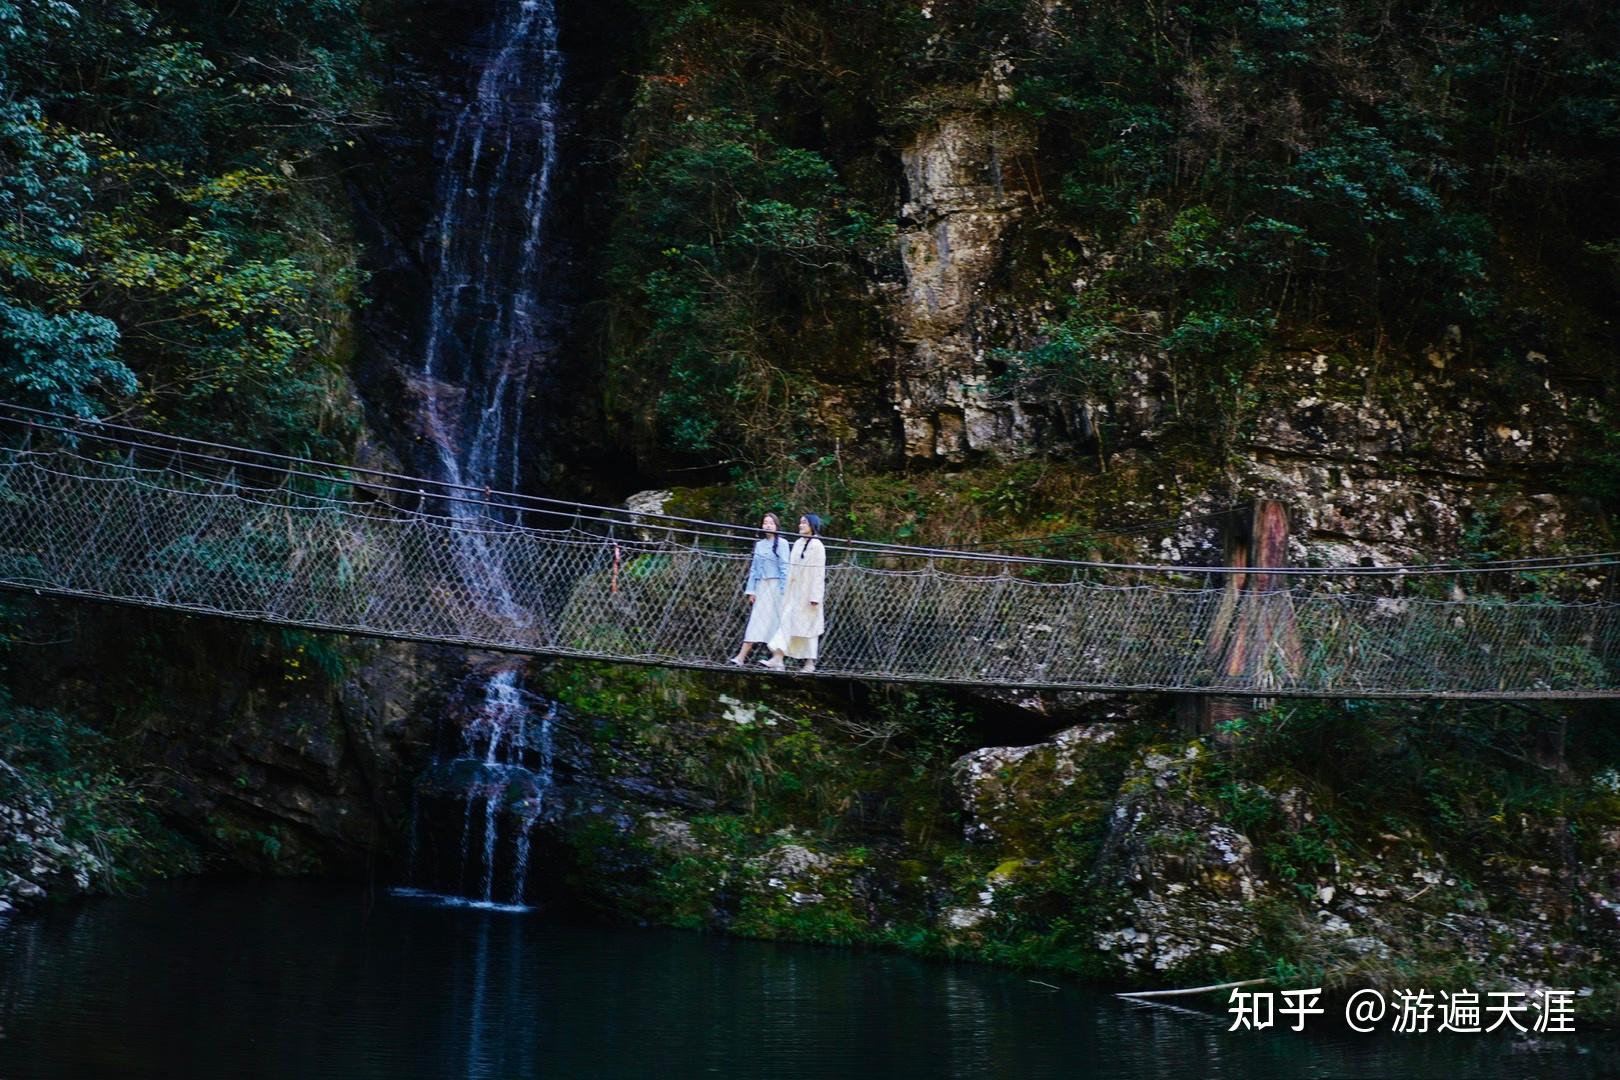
[1,405,1617,699]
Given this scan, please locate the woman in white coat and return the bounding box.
[762,513,826,672]
[730,512,787,666]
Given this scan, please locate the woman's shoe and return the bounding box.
[727,656,745,666]
[759,657,785,670]
[801,662,817,674]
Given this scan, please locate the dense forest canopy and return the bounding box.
[0,0,378,453]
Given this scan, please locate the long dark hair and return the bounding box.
[799,513,822,558]
[762,512,781,559]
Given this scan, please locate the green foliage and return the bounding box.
[607,0,1092,466]
[1206,698,1610,890]
[607,108,891,461]
[594,0,1620,472]
[0,296,131,416]
[0,88,135,415]
[1563,419,1620,518]
[1,4,424,888]
[691,712,866,830]
[272,630,353,683]
[872,688,974,778]
[992,304,1125,408]
[0,0,376,451]
[1041,1,1611,428]
[576,0,1620,502]
[553,659,1618,993]
[0,693,192,887]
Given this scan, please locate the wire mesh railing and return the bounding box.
[0,406,1617,697]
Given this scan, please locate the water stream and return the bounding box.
[418,0,560,511]
[399,0,564,908]
[400,667,556,911]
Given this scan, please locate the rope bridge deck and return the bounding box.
[1,428,1618,699]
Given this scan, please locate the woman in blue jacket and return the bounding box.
[730,512,788,666]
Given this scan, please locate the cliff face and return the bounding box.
[583,0,1618,560]
[894,105,1038,463]
[347,0,632,494]
[531,0,1620,1009]
[959,724,1619,986]
[0,604,461,899]
[875,101,1597,563]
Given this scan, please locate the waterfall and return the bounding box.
[418,0,561,509]
[395,0,563,911]
[400,667,559,912]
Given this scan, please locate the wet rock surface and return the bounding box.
[4,604,457,885]
[1091,745,1268,973]
[512,663,1616,1008]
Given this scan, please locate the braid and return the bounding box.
[764,513,781,559]
[799,512,822,557]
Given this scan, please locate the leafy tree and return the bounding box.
[0,0,378,452]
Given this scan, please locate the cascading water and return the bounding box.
[417,0,561,512]
[401,666,557,910]
[395,0,564,911]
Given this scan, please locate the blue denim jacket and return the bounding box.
[745,536,788,596]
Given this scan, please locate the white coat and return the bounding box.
[768,537,825,658]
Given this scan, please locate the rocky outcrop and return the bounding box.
[1090,745,1274,973]
[151,640,451,873]
[6,602,457,884]
[885,89,1598,573]
[950,723,1620,992]
[952,722,1122,845]
[894,100,1036,462]
[0,760,108,915]
[1234,351,1593,566]
[1054,343,1599,569]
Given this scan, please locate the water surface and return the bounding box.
[0,881,1607,1079]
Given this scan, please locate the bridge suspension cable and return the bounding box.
[0,405,1617,697]
[4,402,1617,578]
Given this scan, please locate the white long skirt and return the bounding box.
[767,613,818,660]
[767,631,818,661]
[743,582,784,643]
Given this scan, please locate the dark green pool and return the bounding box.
[0,881,1607,1078]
